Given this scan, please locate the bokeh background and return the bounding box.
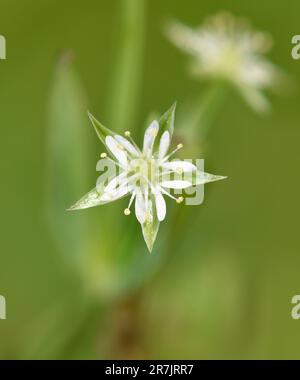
[1,0,300,359]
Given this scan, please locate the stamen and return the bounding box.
[124,131,131,137]
[176,196,184,204]
[163,144,183,162]
[100,153,107,158]
[128,192,136,209]
[159,187,177,201]
[124,192,136,216]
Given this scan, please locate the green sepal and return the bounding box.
[153,102,177,153]
[88,112,115,145]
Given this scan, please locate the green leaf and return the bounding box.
[68,188,105,211]
[158,102,176,139]
[160,170,227,186]
[141,196,160,253]
[192,171,227,186]
[68,173,130,211]
[107,0,146,134]
[142,218,160,253]
[87,112,115,145]
[46,52,91,265]
[152,102,176,154]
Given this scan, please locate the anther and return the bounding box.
[124,208,131,216]
[176,197,184,204]
[124,131,131,137]
[163,144,184,162]
[100,153,107,158]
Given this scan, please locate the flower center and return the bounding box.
[128,158,158,187]
[218,43,241,75]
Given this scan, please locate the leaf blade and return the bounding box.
[158,102,177,139]
[87,112,115,145]
[46,52,91,263]
[141,195,160,253]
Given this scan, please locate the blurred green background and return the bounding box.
[1,0,300,359]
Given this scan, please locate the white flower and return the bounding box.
[69,104,226,252]
[167,13,279,112]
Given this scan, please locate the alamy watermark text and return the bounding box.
[0,295,6,319]
[0,35,6,60]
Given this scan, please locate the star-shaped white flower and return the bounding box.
[69,104,226,252]
[167,13,280,112]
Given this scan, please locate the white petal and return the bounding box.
[100,185,131,202]
[104,172,127,192]
[155,192,166,222]
[105,136,128,167]
[161,161,197,173]
[239,86,270,113]
[160,180,192,189]
[114,135,140,157]
[158,131,170,158]
[143,120,159,158]
[135,192,146,224]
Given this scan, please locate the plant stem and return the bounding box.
[108,0,146,133]
[160,81,230,267]
[102,1,148,357]
[108,291,144,359]
[185,80,229,141]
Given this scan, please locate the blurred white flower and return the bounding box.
[167,13,279,112]
[69,105,226,252]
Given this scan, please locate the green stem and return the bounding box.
[108,0,146,133]
[158,81,230,269]
[185,80,229,141]
[94,0,146,291]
